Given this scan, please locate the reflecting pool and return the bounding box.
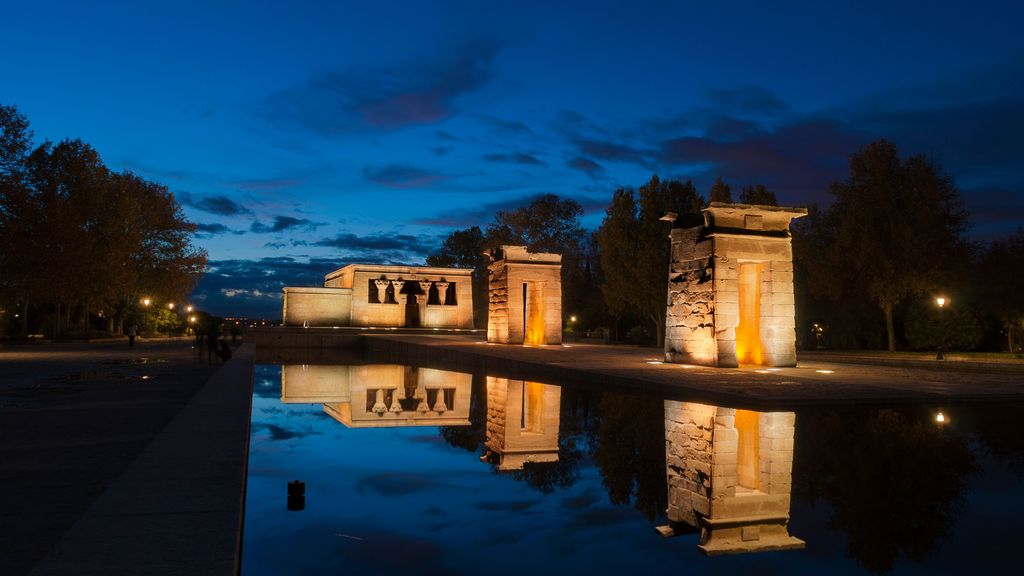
[242,360,1024,575]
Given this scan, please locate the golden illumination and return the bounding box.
[142,298,151,307]
[168,303,175,310]
[735,262,764,365]
[935,411,947,424]
[186,305,194,313]
[188,316,196,323]
[525,282,545,345]
[735,409,760,490]
[936,297,947,308]
[815,369,835,374]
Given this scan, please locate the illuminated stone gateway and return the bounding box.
[662,401,804,555]
[281,264,474,328]
[665,203,807,367]
[483,377,562,470]
[487,246,563,345]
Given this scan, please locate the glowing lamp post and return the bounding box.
[186,305,194,313]
[168,303,175,310]
[935,297,947,360]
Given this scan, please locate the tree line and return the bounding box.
[429,139,1024,353]
[0,104,206,338]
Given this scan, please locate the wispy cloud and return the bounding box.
[179,192,252,216]
[363,164,449,188]
[250,216,324,234]
[264,38,502,134]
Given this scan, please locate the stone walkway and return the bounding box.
[0,339,252,575]
[362,335,1024,408]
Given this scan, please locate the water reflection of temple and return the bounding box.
[662,401,804,555]
[484,377,562,470]
[281,364,472,427]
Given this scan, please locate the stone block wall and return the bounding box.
[664,204,805,367]
[282,287,352,326]
[664,401,803,555]
[487,246,562,345]
[485,377,561,470]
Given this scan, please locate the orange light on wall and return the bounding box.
[525,282,545,345]
[736,262,764,365]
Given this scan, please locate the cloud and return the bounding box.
[194,222,244,236]
[224,177,303,191]
[574,137,650,165]
[250,216,324,234]
[567,156,603,176]
[354,472,445,496]
[363,164,449,188]
[179,192,252,216]
[481,152,545,166]
[705,85,790,117]
[435,130,460,141]
[475,500,539,512]
[313,231,439,257]
[255,423,320,441]
[265,38,502,134]
[189,256,344,318]
[411,196,537,227]
[479,114,535,135]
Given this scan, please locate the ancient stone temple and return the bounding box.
[487,246,562,345]
[280,364,472,427]
[665,203,806,367]
[483,377,561,470]
[662,401,804,555]
[282,264,474,328]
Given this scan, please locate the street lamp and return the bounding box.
[186,305,194,313]
[142,298,151,307]
[168,303,175,310]
[936,296,948,360]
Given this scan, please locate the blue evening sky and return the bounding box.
[4,1,1023,316]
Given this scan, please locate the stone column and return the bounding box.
[373,279,389,303]
[419,281,432,321]
[436,281,449,305]
[390,280,405,304]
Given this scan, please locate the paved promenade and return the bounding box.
[0,339,253,575]
[362,335,1024,408]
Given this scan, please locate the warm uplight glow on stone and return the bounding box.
[815,369,835,374]
[736,262,764,365]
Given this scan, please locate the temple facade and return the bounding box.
[487,246,563,345]
[663,401,804,555]
[282,264,474,329]
[665,203,806,367]
[280,364,472,427]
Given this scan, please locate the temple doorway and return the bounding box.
[405,292,420,327]
[736,262,764,365]
[524,282,545,345]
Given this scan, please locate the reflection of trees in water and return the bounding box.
[593,392,667,521]
[439,373,488,452]
[971,403,1024,479]
[793,409,976,573]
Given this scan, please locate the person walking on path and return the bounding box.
[127,325,137,347]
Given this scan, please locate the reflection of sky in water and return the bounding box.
[243,365,1024,576]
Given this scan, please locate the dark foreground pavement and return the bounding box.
[0,339,253,575]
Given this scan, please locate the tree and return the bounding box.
[597,175,704,346]
[426,226,489,327]
[738,183,777,206]
[708,176,732,203]
[827,140,968,351]
[486,193,588,329]
[0,104,35,335]
[976,229,1024,353]
[485,193,586,255]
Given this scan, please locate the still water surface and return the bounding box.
[242,361,1024,575]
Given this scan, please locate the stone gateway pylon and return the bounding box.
[665,203,806,368]
[487,246,562,345]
